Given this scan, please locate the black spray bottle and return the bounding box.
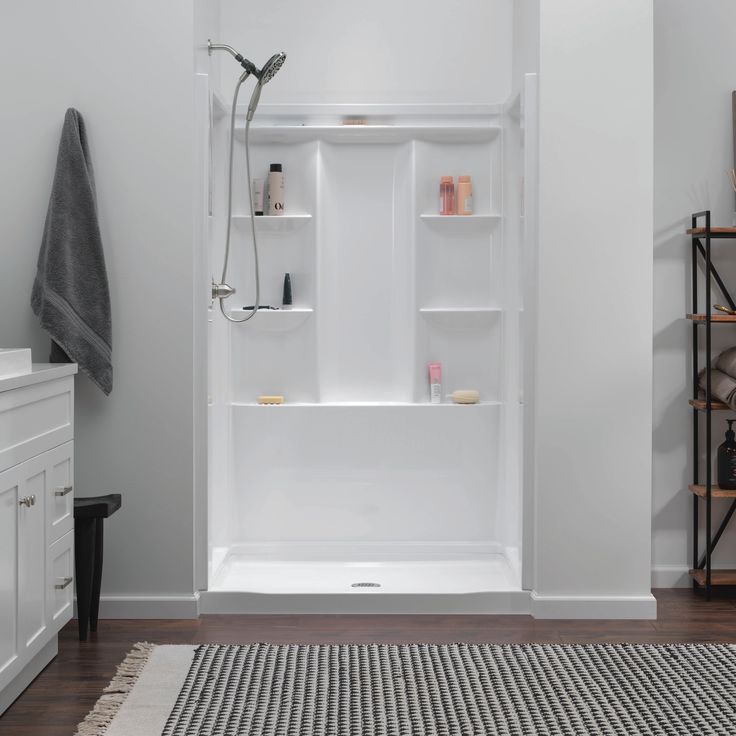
[718,419,736,489]
[282,273,292,310]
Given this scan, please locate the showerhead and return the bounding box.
[247,52,287,121]
[257,52,286,85]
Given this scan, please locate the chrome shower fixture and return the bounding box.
[207,41,287,323]
[207,40,258,77]
[247,52,287,121]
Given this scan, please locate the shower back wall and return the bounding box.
[218,0,513,105]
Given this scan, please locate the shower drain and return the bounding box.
[351,582,381,588]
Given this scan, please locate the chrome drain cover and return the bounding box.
[351,582,381,588]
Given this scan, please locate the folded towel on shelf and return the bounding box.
[31,108,112,395]
[716,346,736,379]
[700,368,736,409]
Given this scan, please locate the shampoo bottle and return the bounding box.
[268,163,284,215]
[253,179,265,216]
[718,419,736,490]
[456,175,473,215]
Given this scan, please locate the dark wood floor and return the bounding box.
[1,589,735,735]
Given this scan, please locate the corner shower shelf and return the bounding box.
[420,214,501,225]
[229,307,313,331]
[232,214,312,232]
[419,307,501,329]
[237,125,500,145]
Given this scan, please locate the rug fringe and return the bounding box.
[74,642,156,736]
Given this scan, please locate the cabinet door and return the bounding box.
[17,453,48,662]
[0,466,19,693]
[47,441,74,543]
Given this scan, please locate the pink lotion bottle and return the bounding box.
[428,362,442,403]
[439,176,455,215]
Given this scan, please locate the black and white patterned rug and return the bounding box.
[149,643,736,735]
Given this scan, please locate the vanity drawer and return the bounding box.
[47,442,74,543]
[0,377,74,471]
[47,530,74,631]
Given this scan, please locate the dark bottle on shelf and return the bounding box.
[718,419,736,489]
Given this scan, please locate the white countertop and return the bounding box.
[0,363,78,393]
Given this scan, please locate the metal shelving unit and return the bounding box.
[688,210,736,598]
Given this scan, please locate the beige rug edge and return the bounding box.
[74,643,197,736]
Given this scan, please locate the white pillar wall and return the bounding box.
[0,0,201,616]
[531,0,655,618]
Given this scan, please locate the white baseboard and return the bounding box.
[530,592,657,619]
[83,589,664,619]
[651,565,690,589]
[87,593,200,619]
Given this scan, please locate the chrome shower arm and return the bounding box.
[207,41,240,58]
[208,40,258,76]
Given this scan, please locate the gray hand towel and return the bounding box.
[31,108,112,394]
[700,368,736,409]
[716,346,736,380]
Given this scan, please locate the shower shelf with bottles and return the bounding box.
[216,101,505,408]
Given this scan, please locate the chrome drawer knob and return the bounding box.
[18,495,36,507]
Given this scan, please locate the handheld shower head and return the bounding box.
[257,52,286,84]
[247,52,287,121]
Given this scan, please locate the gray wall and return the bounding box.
[653,0,736,584]
[0,1,198,606]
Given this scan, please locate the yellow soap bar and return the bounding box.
[258,395,284,405]
[451,390,480,404]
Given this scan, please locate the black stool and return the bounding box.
[74,494,122,641]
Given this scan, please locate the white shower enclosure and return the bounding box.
[200,0,538,613]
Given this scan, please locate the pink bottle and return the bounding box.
[439,176,455,215]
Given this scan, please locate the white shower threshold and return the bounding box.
[200,543,529,614]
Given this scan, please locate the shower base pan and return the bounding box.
[200,543,529,614]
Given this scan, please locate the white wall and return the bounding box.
[532,0,655,617]
[217,0,513,105]
[653,0,736,586]
[0,1,199,611]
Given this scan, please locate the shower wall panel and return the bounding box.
[318,143,414,402]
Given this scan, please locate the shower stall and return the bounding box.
[199,0,539,613]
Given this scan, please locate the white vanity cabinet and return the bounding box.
[0,364,77,715]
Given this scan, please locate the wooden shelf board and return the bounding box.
[687,227,736,237]
[689,568,736,586]
[689,399,731,411]
[687,313,736,322]
[688,484,736,498]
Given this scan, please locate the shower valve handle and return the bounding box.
[212,281,236,300]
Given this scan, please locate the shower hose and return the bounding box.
[219,72,260,323]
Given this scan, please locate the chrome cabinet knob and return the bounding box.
[18,495,36,507]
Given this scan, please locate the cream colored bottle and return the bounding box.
[456,175,473,215]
